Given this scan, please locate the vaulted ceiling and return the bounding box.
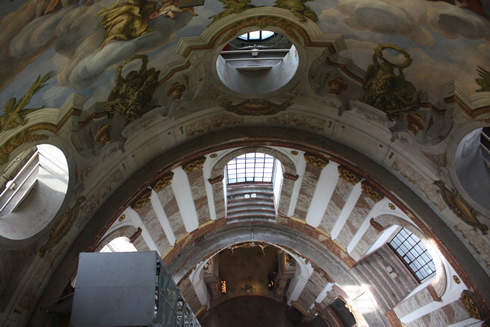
[0,0,489,326]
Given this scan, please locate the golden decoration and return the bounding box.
[220,98,292,116]
[407,113,426,134]
[460,291,481,320]
[388,203,396,210]
[0,131,49,166]
[327,77,348,95]
[118,214,126,222]
[182,156,206,173]
[304,153,328,168]
[337,166,360,185]
[131,190,152,212]
[94,124,112,145]
[453,275,461,284]
[361,181,384,203]
[434,180,488,235]
[167,82,186,101]
[290,150,298,156]
[152,172,174,192]
[224,16,299,44]
[210,153,218,158]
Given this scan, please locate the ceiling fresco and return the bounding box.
[0,0,489,115]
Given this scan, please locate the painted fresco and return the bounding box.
[0,0,489,115]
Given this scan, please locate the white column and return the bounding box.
[150,190,176,245]
[171,167,199,232]
[331,182,362,239]
[305,162,339,227]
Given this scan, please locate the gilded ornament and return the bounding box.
[434,181,488,235]
[361,181,384,203]
[221,98,292,116]
[183,157,206,173]
[304,153,328,168]
[118,214,126,222]
[337,166,361,185]
[406,113,426,134]
[210,153,218,158]
[223,17,299,44]
[388,203,396,210]
[476,66,490,92]
[327,77,348,95]
[152,172,174,192]
[460,291,481,320]
[290,151,298,156]
[209,0,256,25]
[453,275,461,284]
[0,131,49,166]
[39,197,86,257]
[273,0,318,22]
[102,55,160,123]
[363,44,421,119]
[131,189,152,212]
[94,124,112,145]
[0,71,54,133]
[167,82,186,101]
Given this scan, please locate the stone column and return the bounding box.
[183,156,211,227]
[293,153,329,221]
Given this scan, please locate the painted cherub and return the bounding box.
[146,0,198,21]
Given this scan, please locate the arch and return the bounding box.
[372,214,447,299]
[93,225,144,252]
[35,126,490,325]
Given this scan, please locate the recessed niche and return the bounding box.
[217,31,298,95]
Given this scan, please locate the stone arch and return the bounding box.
[372,214,447,299]
[93,225,145,252]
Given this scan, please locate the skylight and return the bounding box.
[226,153,275,184]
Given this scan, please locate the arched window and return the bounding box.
[389,228,435,281]
[226,152,275,184]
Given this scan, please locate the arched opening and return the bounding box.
[217,30,298,95]
[0,144,69,240]
[224,153,282,222]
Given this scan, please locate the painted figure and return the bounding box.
[0,72,54,133]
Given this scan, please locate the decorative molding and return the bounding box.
[131,190,152,212]
[39,197,86,257]
[129,227,142,243]
[0,131,49,166]
[208,175,224,184]
[183,156,206,173]
[337,166,361,185]
[327,77,348,95]
[152,172,174,192]
[210,153,218,158]
[283,172,299,181]
[94,124,112,145]
[290,150,298,156]
[388,203,396,210]
[220,98,292,116]
[118,214,126,222]
[427,284,442,302]
[460,291,482,320]
[453,275,461,284]
[304,153,328,168]
[370,218,385,232]
[361,181,384,203]
[434,180,488,235]
[313,265,333,283]
[223,16,300,44]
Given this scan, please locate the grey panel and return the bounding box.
[71,251,158,327]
